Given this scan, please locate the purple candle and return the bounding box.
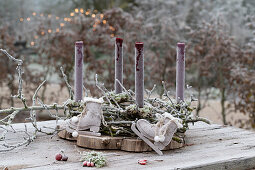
[176,43,185,103]
[115,38,123,94]
[135,42,144,108]
[74,41,84,101]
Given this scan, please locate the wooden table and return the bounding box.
[1,120,255,170]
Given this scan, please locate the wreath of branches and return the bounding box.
[0,49,210,152]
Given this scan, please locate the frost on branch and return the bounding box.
[0,50,70,152]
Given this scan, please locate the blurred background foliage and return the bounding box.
[0,0,254,128]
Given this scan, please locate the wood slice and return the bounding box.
[58,130,77,141]
[76,134,184,152]
[77,135,123,149]
[121,138,152,152]
[163,140,184,150]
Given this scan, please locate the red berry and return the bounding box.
[87,162,91,167]
[138,159,147,163]
[90,162,95,167]
[139,161,146,165]
[61,155,68,161]
[55,153,62,161]
[83,161,87,167]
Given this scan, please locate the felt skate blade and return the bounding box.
[65,125,75,133]
[78,131,101,136]
[131,123,163,155]
[66,126,101,137]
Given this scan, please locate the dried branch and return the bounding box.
[162,81,174,106]
[116,79,134,100]
[0,50,72,151]
[0,105,65,115]
[0,49,23,64]
[0,49,27,108]
[95,74,112,107]
[146,84,156,99]
[186,117,211,124]
[60,66,74,100]
[107,121,133,125]
[0,124,35,152]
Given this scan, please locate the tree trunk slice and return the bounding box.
[58,130,184,152]
[76,134,184,152]
[77,135,124,150]
[121,138,153,152]
[163,140,184,150]
[58,130,77,141]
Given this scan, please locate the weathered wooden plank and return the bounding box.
[1,121,255,170]
[186,129,254,145]
[181,156,255,170]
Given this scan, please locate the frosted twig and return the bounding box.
[186,117,211,124]
[0,49,27,108]
[0,105,65,115]
[37,99,63,131]
[37,98,61,119]
[146,84,156,99]
[60,66,74,100]
[0,110,20,125]
[162,81,174,106]
[95,78,121,109]
[95,74,112,107]
[116,79,134,100]
[0,124,35,152]
[0,50,72,152]
[107,121,133,125]
[83,85,90,97]
[0,49,23,64]
[28,80,55,135]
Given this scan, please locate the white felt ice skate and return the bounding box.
[66,97,104,137]
[131,113,182,155]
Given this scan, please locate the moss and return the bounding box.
[106,91,130,103]
[124,104,154,120]
[172,136,184,143]
[66,100,84,116]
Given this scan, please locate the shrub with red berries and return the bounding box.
[80,151,106,168]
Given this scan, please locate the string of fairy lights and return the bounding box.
[18,8,116,47]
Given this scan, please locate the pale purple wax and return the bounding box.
[74,41,83,101]
[176,43,185,103]
[115,38,123,94]
[135,42,144,108]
